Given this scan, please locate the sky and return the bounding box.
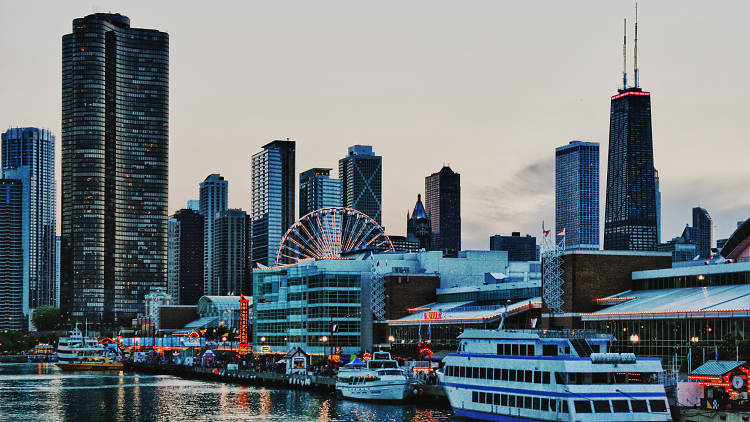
[1,1,749,250]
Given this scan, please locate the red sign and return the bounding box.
[423,311,443,320]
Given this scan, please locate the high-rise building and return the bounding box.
[603,25,657,251]
[61,13,169,323]
[299,168,341,216]
[213,209,250,295]
[490,233,537,261]
[654,168,661,244]
[251,140,295,267]
[187,199,199,211]
[2,128,56,316]
[199,174,228,296]
[55,236,61,308]
[406,194,431,250]
[168,209,204,305]
[657,236,698,263]
[425,166,461,257]
[339,145,382,224]
[0,179,24,331]
[692,207,713,258]
[555,141,599,250]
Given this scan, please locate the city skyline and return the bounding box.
[2,2,750,249]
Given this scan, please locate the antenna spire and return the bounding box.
[622,18,628,90]
[634,3,639,88]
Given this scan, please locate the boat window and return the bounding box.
[480,367,487,379]
[543,344,558,356]
[494,368,501,380]
[509,369,516,382]
[592,373,608,384]
[574,401,592,413]
[528,345,535,356]
[460,366,466,378]
[593,400,611,413]
[494,393,501,405]
[524,396,531,409]
[503,344,510,355]
[512,344,519,355]
[565,346,570,355]
[649,400,667,412]
[501,394,508,406]
[472,391,478,403]
[508,395,516,407]
[612,400,629,412]
[533,371,541,383]
[502,369,508,380]
[533,397,540,410]
[562,401,569,413]
[519,344,527,356]
[631,400,648,412]
[524,370,532,383]
[479,392,486,403]
[543,371,550,384]
[472,367,479,378]
[541,398,549,411]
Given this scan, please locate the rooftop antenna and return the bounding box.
[634,3,639,88]
[622,18,628,90]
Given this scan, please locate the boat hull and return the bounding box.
[56,362,124,371]
[336,380,410,401]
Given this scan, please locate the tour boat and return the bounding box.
[439,329,672,421]
[335,351,412,401]
[56,325,124,371]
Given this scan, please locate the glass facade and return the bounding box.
[199,174,227,296]
[692,207,713,259]
[61,13,169,323]
[339,145,382,224]
[253,265,362,354]
[168,208,204,305]
[299,168,341,216]
[1,128,57,313]
[604,89,658,251]
[555,141,599,249]
[425,166,461,257]
[0,180,24,331]
[251,140,295,267]
[213,209,249,296]
[489,233,537,261]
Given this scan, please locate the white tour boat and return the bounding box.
[336,351,412,401]
[56,325,123,370]
[439,329,671,421]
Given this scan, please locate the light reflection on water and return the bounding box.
[0,363,455,422]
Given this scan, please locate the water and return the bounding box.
[0,363,455,422]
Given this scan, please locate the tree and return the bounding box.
[32,306,60,331]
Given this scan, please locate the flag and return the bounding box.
[715,345,719,360]
[542,221,550,238]
[332,324,338,333]
[557,228,565,236]
[702,348,706,363]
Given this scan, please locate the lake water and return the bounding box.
[0,363,455,422]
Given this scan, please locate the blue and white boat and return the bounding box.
[439,329,671,421]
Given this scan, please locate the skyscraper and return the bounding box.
[425,166,461,257]
[692,207,713,258]
[654,168,661,244]
[490,232,537,261]
[0,179,23,331]
[339,145,382,224]
[299,168,341,216]
[168,209,204,305]
[604,18,657,251]
[199,174,228,296]
[213,209,250,295]
[406,194,431,250]
[1,128,56,316]
[61,13,168,323]
[251,140,295,267]
[555,141,599,249]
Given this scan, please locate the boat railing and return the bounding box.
[500,329,611,340]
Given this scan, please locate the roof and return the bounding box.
[388,297,542,325]
[691,360,745,377]
[184,316,219,329]
[197,296,245,314]
[411,195,427,220]
[721,218,750,259]
[582,284,750,320]
[283,347,308,359]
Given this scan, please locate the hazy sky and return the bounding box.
[2,1,749,249]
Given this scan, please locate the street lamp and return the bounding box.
[388,335,395,343]
[260,336,266,343]
[321,336,328,344]
[629,334,639,343]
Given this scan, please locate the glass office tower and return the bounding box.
[1,128,56,314]
[199,174,228,296]
[61,13,168,323]
[604,88,657,251]
[339,145,382,224]
[425,166,461,257]
[299,168,341,216]
[251,140,295,267]
[555,141,600,249]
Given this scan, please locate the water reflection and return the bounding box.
[0,363,454,422]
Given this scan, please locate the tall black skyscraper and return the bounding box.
[168,209,204,305]
[604,17,657,251]
[61,14,168,323]
[339,145,382,224]
[425,166,461,257]
[0,180,23,331]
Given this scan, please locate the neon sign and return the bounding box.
[423,311,443,320]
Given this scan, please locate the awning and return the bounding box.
[691,360,745,377]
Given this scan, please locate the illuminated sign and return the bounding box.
[260,346,271,353]
[423,311,443,320]
[610,91,651,100]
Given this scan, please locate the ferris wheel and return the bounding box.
[275,207,395,264]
